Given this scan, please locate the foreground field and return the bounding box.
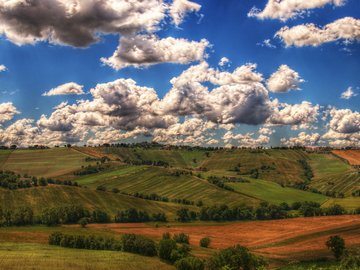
[0,242,174,270]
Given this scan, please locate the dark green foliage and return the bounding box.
[173,233,189,244]
[91,210,110,223]
[176,208,196,222]
[326,235,346,260]
[74,165,107,176]
[158,239,177,262]
[207,176,234,191]
[0,206,33,226]
[298,159,314,180]
[162,232,171,240]
[175,257,204,270]
[115,208,150,223]
[199,237,211,248]
[152,212,167,222]
[121,234,157,256]
[325,204,346,216]
[299,201,323,217]
[206,245,267,270]
[40,205,90,226]
[340,249,360,269]
[79,217,89,228]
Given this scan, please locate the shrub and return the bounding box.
[175,257,205,270]
[326,235,346,260]
[173,233,190,244]
[199,237,211,248]
[158,239,177,262]
[121,234,157,256]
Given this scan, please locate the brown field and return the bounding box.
[72,147,119,161]
[82,215,360,262]
[332,150,360,165]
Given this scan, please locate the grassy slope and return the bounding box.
[0,148,94,178]
[0,149,12,166]
[200,149,308,185]
[0,242,174,270]
[0,185,195,220]
[308,153,360,196]
[322,197,360,211]
[228,178,328,205]
[76,166,260,207]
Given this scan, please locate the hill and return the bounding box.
[332,149,360,166]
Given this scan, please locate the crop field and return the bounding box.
[322,197,360,211]
[0,242,174,270]
[77,165,260,206]
[0,185,193,220]
[0,148,94,178]
[228,178,328,205]
[308,153,360,195]
[332,150,360,166]
[79,215,360,262]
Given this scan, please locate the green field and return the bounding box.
[76,165,260,206]
[322,197,360,211]
[0,242,174,270]
[228,178,328,205]
[0,148,93,178]
[0,185,195,220]
[0,149,13,166]
[308,154,360,196]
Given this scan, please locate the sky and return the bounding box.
[0,0,359,148]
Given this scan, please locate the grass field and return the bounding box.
[308,154,360,196]
[76,165,260,206]
[0,185,195,220]
[0,148,94,178]
[228,178,328,205]
[0,242,174,270]
[332,150,360,166]
[322,197,360,211]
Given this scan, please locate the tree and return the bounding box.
[326,235,346,260]
[199,237,211,248]
[175,257,204,270]
[173,233,189,244]
[158,239,177,262]
[79,217,89,228]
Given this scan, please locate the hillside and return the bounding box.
[332,149,360,166]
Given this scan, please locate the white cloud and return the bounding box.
[0,102,19,123]
[328,108,360,134]
[169,0,201,26]
[276,17,360,47]
[267,65,304,93]
[281,132,321,147]
[257,39,276,49]
[101,35,209,70]
[340,86,357,100]
[0,64,7,72]
[218,57,230,67]
[0,0,168,47]
[42,82,85,96]
[223,131,270,148]
[249,0,345,21]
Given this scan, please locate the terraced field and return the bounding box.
[0,185,192,220]
[76,166,260,206]
[200,149,308,185]
[228,178,328,205]
[308,153,360,196]
[0,148,94,178]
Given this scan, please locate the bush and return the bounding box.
[175,257,204,270]
[173,233,190,244]
[79,217,89,228]
[121,234,157,256]
[158,239,177,262]
[206,245,267,270]
[199,237,211,248]
[326,235,346,260]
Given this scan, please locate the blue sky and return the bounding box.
[0,0,359,147]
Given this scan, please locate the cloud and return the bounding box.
[249,0,345,21]
[276,17,360,47]
[281,132,321,147]
[42,82,85,96]
[0,0,167,47]
[340,86,357,100]
[170,0,201,26]
[0,64,7,72]
[269,100,320,129]
[223,130,270,148]
[267,65,304,93]
[0,102,20,123]
[218,57,230,67]
[101,35,209,70]
[328,108,360,134]
[257,39,276,49]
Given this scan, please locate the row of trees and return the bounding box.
[114,208,167,223]
[176,202,352,222]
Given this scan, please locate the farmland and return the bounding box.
[0,147,360,270]
[333,150,360,166]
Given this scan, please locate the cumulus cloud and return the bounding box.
[218,57,230,67]
[0,0,168,47]
[340,86,357,100]
[0,64,7,72]
[267,65,304,93]
[328,108,360,134]
[249,0,345,21]
[170,0,201,26]
[0,102,19,123]
[276,17,360,47]
[281,132,321,147]
[101,35,209,70]
[223,131,270,148]
[42,82,85,96]
[270,100,320,129]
